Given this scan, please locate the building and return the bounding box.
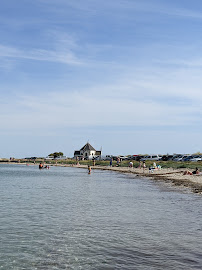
[74,143,102,160]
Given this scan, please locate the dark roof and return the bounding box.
[80,142,96,151]
[74,151,81,155]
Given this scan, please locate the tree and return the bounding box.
[49,152,64,159]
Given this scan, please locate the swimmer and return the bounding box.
[39,163,43,169]
[88,165,91,174]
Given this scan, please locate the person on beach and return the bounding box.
[110,158,113,167]
[183,170,193,175]
[143,161,146,173]
[183,167,201,175]
[76,157,80,166]
[157,164,161,170]
[129,161,133,168]
[138,161,142,168]
[192,167,200,175]
[149,166,153,173]
[88,165,91,174]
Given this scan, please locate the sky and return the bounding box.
[1,0,202,158]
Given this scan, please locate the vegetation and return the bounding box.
[2,157,202,171]
[192,152,202,155]
[48,152,64,158]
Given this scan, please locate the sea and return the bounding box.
[1,164,202,270]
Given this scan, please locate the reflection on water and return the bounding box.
[0,164,202,269]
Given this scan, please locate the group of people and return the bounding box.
[39,163,50,169]
[109,157,121,167]
[149,162,161,173]
[138,160,146,169]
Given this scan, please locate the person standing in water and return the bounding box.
[39,163,43,169]
[88,165,91,174]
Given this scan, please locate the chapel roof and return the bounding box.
[80,142,96,151]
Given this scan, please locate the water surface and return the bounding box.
[1,164,202,269]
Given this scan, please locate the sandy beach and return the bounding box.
[70,164,202,194]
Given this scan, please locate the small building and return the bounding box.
[74,143,102,160]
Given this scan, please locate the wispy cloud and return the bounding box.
[0,44,82,65]
[1,67,202,133]
[38,0,202,21]
[1,0,202,156]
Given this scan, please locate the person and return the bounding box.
[129,161,133,168]
[183,170,192,175]
[149,166,153,173]
[192,167,200,175]
[39,163,43,169]
[157,165,161,170]
[88,165,91,174]
[143,161,146,173]
[138,160,142,168]
[110,158,113,167]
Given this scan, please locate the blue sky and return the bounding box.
[1,0,202,158]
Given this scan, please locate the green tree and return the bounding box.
[49,152,64,159]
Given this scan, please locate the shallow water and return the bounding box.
[0,164,202,269]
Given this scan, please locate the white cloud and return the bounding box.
[0,72,201,133]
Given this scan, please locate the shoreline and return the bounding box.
[69,164,202,194]
[2,162,202,194]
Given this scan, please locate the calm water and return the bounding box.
[1,164,202,270]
